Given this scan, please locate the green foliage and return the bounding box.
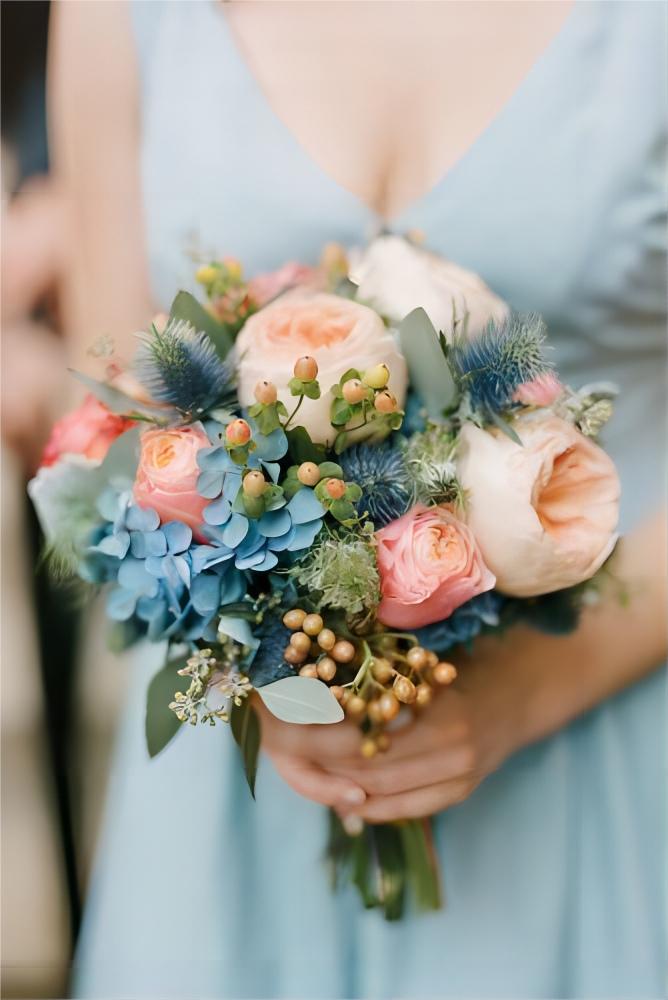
[398,308,459,419]
[286,426,327,464]
[230,698,261,798]
[291,525,380,617]
[169,290,234,360]
[247,399,289,435]
[288,376,321,400]
[404,424,466,507]
[145,653,190,758]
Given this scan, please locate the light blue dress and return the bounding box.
[74,3,667,997]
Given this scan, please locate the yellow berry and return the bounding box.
[362,363,390,390]
[374,390,399,414]
[324,478,346,500]
[290,631,312,654]
[406,646,428,670]
[196,264,218,285]
[379,691,400,722]
[226,419,251,446]
[254,379,277,405]
[360,738,378,759]
[297,462,320,486]
[294,356,318,381]
[342,378,367,404]
[371,657,394,684]
[222,256,243,280]
[393,675,417,704]
[284,645,308,665]
[434,662,458,685]
[316,657,337,681]
[302,613,324,636]
[425,650,439,669]
[282,608,306,630]
[242,470,266,498]
[331,640,356,664]
[299,664,318,678]
[415,683,433,707]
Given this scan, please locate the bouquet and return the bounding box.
[29,234,621,920]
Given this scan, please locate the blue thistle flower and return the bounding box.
[339,443,414,528]
[135,318,236,414]
[415,592,506,653]
[450,312,552,414]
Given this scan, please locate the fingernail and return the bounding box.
[343,787,366,805]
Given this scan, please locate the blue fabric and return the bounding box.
[74,2,667,996]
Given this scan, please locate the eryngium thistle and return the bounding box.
[339,443,414,527]
[135,318,236,413]
[404,425,464,506]
[415,591,505,653]
[450,312,552,414]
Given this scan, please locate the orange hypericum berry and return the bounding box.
[342,378,367,404]
[433,662,458,685]
[282,608,306,630]
[297,462,321,486]
[294,356,318,381]
[374,390,399,414]
[254,379,278,405]
[242,470,266,497]
[325,478,346,500]
[226,419,252,446]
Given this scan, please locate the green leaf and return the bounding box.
[169,290,233,359]
[318,461,343,479]
[398,308,459,419]
[329,498,357,523]
[145,654,190,758]
[256,676,344,724]
[487,409,523,445]
[338,367,360,386]
[230,699,261,798]
[330,397,353,427]
[301,380,321,400]
[398,819,442,912]
[286,426,327,464]
[344,483,363,502]
[288,376,305,396]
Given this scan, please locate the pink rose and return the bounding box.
[41,394,133,468]
[248,262,317,307]
[513,371,563,407]
[133,424,210,537]
[457,413,620,597]
[375,504,496,629]
[236,291,407,445]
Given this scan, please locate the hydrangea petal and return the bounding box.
[130,530,168,559]
[287,520,323,552]
[221,513,249,549]
[251,425,288,461]
[196,446,228,472]
[219,570,245,605]
[262,461,281,484]
[107,587,138,621]
[163,521,192,553]
[197,470,224,499]
[118,557,160,597]
[191,573,222,614]
[257,508,291,538]
[222,471,243,503]
[287,489,326,525]
[267,526,297,552]
[203,497,232,526]
[95,531,131,559]
[126,505,160,531]
[253,551,279,572]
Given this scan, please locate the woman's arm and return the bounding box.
[48,0,152,374]
[260,507,667,819]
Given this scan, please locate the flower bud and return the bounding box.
[254,380,278,405]
[393,675,417,704]
[362,363,390,390]
[222,256,243,281]
[196,264,218,285]
[294,356,318,381]
[226,419,252,446]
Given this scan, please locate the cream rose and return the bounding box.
[235,291,407,445]
[349,234,509,337]
[457,413,620,597]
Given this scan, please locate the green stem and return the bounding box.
[283,394,305,430]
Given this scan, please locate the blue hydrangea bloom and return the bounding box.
[196,423,288,501]
[192,487,325,576]
[415,591,506,653]
[88,490,244,642]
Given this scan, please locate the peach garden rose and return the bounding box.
[235,291,408,445]
[133,424,210,537]
[375,504,496,629]
[457,412,620,597]
[41,394,133,468]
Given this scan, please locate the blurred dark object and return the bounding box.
[2,0,50,180]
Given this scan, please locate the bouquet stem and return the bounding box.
[327,811,442,920]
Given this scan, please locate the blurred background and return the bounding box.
[2,3,122,996]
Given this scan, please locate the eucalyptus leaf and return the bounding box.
[398,308,458,419]
[69,370,171,421]
[169,290,233,359]
[145,654,190,758]
[230,699,261,798]
[257,676,344,724]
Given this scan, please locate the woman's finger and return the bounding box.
[326,743,476,797]
[350,777,473,824]
[267,752,367,811]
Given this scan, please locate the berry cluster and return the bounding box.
[281,605,457,757]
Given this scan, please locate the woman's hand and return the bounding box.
[258,510,666,822]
